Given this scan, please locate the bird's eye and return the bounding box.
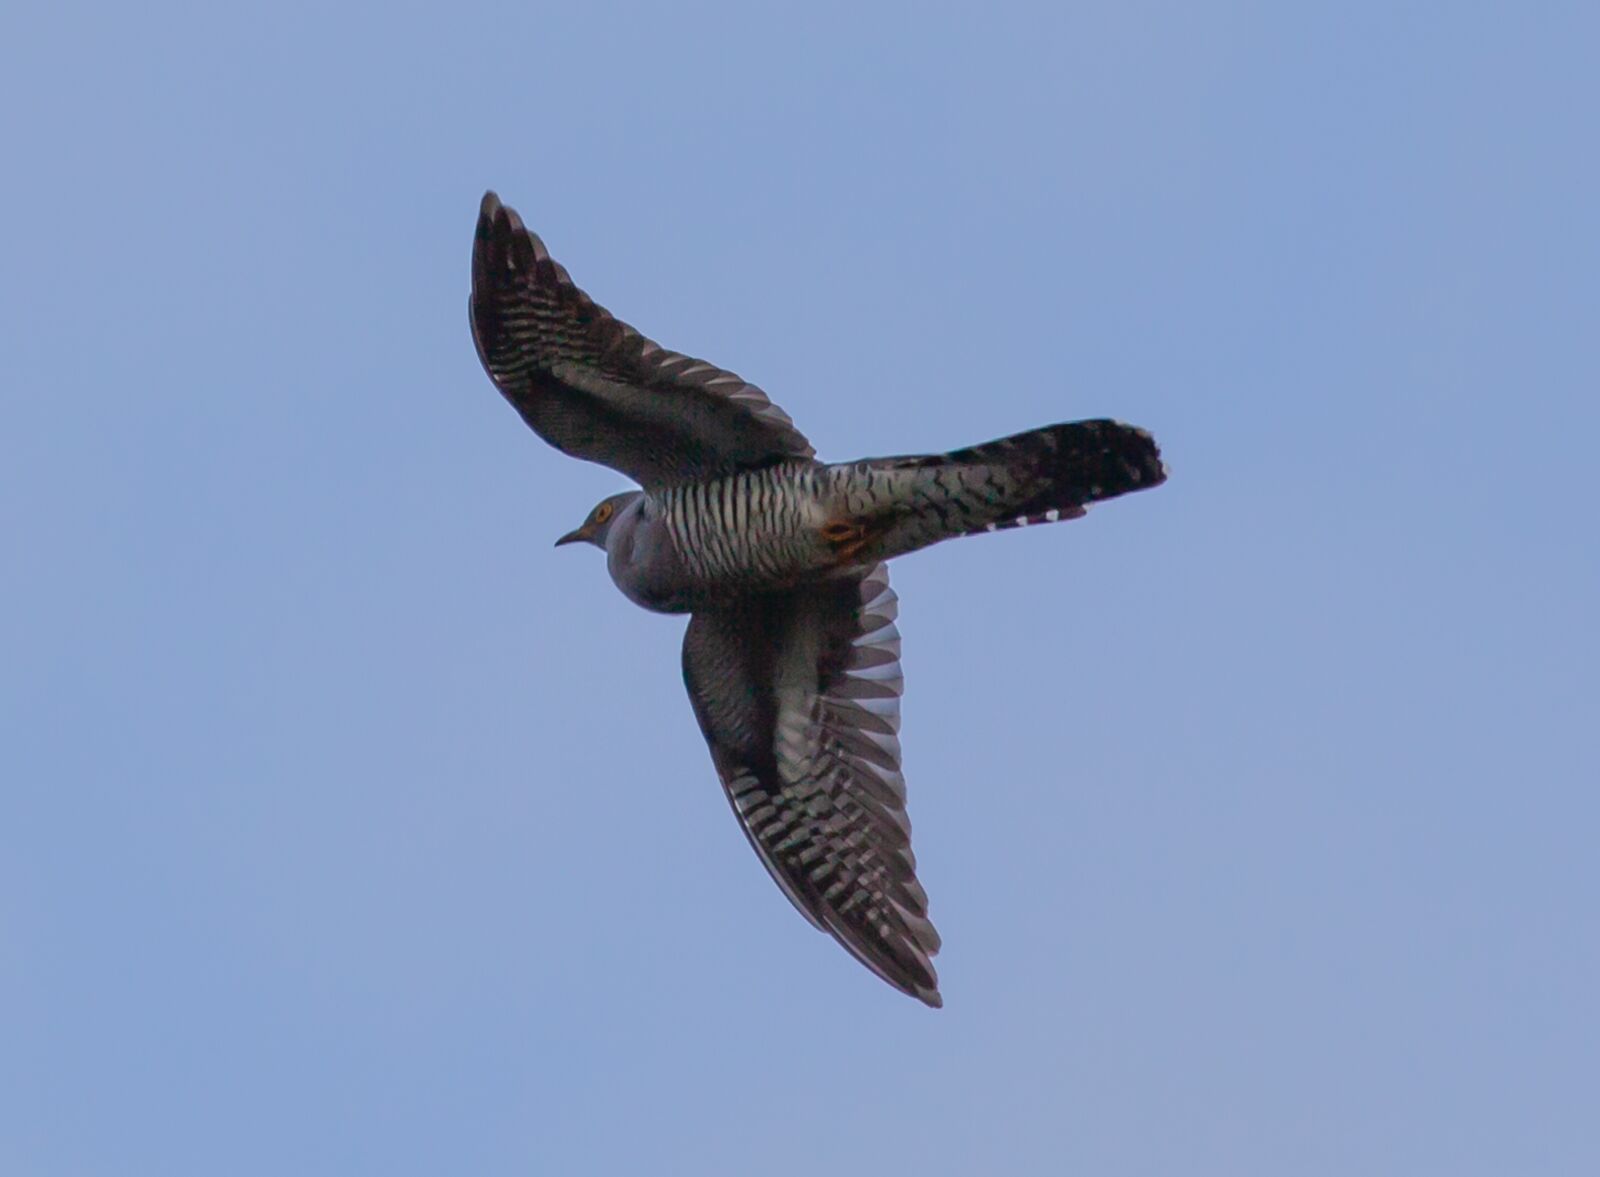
[595,502,613,523]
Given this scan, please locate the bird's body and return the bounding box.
[469,191,1167,1006]
[599,421,1167,612]
[627,462,830,609]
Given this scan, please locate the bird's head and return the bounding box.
[555,491,642,550]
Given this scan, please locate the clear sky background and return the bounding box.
[3,3,1596,1174]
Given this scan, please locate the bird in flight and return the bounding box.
[468,192,1165,1006]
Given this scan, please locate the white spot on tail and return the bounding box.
[985,522,998,532]
[1045,509,1060,522]
[1014,515,1029,527]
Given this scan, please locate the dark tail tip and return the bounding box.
[1074,419,1166,498]
[1003,418,1166,514]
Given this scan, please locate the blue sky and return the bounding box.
[3,2,1596,1174]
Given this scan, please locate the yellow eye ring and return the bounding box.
[594,502,614,523]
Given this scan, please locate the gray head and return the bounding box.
[554,491,644,550]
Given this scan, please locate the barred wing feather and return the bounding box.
[470,192,814,488]
[681,567,942,1006]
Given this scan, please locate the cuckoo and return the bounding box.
[469,192,1166,1006]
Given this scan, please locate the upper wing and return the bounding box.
[469,192,815,488]
[681,567,942,1006]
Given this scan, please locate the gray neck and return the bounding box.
[605,497,693,613]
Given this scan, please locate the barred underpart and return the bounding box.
[653,462,828,587]
[651,421,1166,594]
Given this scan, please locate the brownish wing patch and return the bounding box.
[820,518,874,563]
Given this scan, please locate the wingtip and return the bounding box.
[473,191,505,264]
[473,190,548,270]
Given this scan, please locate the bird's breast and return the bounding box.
[606,513,697,614]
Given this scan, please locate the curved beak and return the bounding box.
[554,526,587,548]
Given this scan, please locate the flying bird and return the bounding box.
[468,192,1165,1007]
